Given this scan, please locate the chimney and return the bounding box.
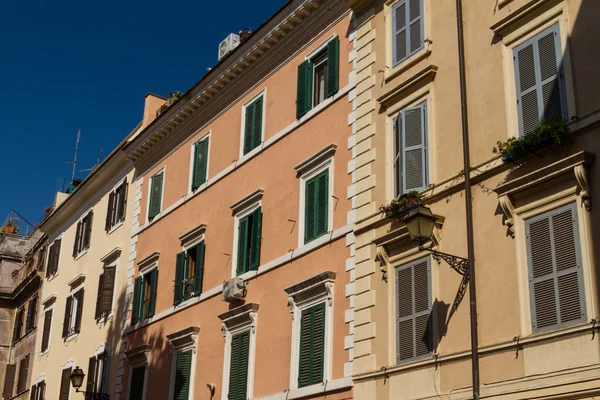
[142,93,167,129]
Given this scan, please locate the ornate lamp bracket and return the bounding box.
[419,247,469,277]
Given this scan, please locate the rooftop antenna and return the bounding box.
[80,149,103,173]
[66,129,81,182]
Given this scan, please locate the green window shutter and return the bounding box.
[236,216,250,275]
[249,208,262,270]
[326,37,339,98]
[192,138,209,190]
[194,242,205,295]
[296,60,313,119]
[174,350,192,400]
[304,178,317,244]
[129,366,145,400]
[401,102,428,193]
[148,269,158,317]
[243,102,255,155]
[174,252,186,306]
[304,170,329,244]
[228,331,250,400]
[148,172,163,220]
[252,97,263,150]
[132,277,142,325]
[298,303,326,388]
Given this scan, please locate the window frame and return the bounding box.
[16,353,30,395]
[239,89,266,159]
[59,360,75,400]
[64,283,85,341]
[125,346,150,400]
[298,159,333,248]
[12,306,24,344]
[188,131,211,194]
[46,236,63,280]
[146,167,166,223]
[95,257,119,324]
[132,264,158,324]
[40,302,55,355]
[175,236,206,306]
[167,329,199,400]
[30,377,46,400]
[106,177,128,233]
[231,199,262,279]
[73,209,93,259]
[390,0,426,68]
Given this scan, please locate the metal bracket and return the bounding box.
[419,247,469,276]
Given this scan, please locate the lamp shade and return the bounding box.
[403,205,436,243]
[70,366,85,389]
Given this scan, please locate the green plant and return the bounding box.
[379,191,424,217]
[493,121,569,162]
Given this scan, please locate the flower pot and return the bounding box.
[5,226,15,234]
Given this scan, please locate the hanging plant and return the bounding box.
[379,191,424,218]
[493,121,569,162]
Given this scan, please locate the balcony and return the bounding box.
[0,259,42,298]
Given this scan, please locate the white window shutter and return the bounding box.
[401,103,428,194]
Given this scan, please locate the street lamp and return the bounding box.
[70,366,109,400]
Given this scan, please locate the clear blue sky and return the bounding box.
[0,0,283,228]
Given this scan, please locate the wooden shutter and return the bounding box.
[243,101,255,155]
[37,382,45,400]
[26,297,37,332]
[316,171,329,237]
[47,239,61,277]
[30,384,37,400]
[86,357,97,393]
[298,303,326,388]
[101,267,116,315]
[249,208,262,270]
[129,366,145,400]
[194,242,205,295]
[148,172,163,220]
[83,211,93,249]
[13,308,23,343]
[73,220,82,257]
[174,350,192,400]
[304,177,317,244]
[106,191,116,231]
[132,277,142,325]
[526,204,584,331]
[74,289,84,333]
[252,96,263,150]
[228,331,250,400]
[175,252,186,305]
[236,216,250,275]
[392,0,423,66]
[326,36,339,98]
[296,60,313,119]
[95,272,105,320]
[148,269,158,317]
[36,245,46,272]
[401,103,427,193]
[192,138,209,190]
[59,368,71,400]
[62,296,72,338]
[17,355,29,394]
[514,24,565,136]
[396,257,432,362]
[41,309,52,352]
[393,116,402,198]
[3,363,16,399]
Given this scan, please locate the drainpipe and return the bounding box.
[455,0,480,399]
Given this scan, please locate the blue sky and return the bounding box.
[0,0,283,228]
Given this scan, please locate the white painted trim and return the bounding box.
[146,167,166,223]
[187,130,212,195]
[239,88,267,159]
[61,361,75,400]
[220,315,258,400]
[167,333,199,400]
[231,198,262,278]
[138,263,158,278]
[305,34,337,60]
[34,374,46,385]
[39,303,54,357]
[254,377,352,400]
[125,364,149,400]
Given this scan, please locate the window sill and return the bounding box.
[39,348,50,358]
[46,271,59,282]
[74,249,88,261]
[65,332,79,343]
[385,48,432,84]
[254,377,352,400]
[107,220,124,235]
[96,311,114,327]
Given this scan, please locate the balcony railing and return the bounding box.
[0,260,40,295]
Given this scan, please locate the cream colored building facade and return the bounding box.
[345,0,600,399]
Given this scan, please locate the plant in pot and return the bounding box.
[493,120,569,162]
[379,191,424,218]
[1,219,19,235]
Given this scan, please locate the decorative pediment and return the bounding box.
[42,294,57,307]
[230,190,264,215]
[377,65,437,108]
[179,224,207,248]
[100,247,122,263]
[166,326,200,353]
[219,303,259,337]
[137,252,160,271]
[125,344,152,366]
[285,272,335,318]
[67,273,85,287]
[294,144,337,176]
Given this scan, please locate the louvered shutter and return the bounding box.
[228,331,249,400]
[62,296,72,338]
[129,366,145,400]
[3,363,16,398]
[316,171,329,238]
[298,303,326,388]
[73,221,82,257]
[194,242,205,295]
[95,272,105,319]
[148,173,163,220]
[83,211,93,249]
[117,178,128,222]
[36,246,46,272]
[326,36,339,97]
[175,252,186,305]
[392,0,423,66]
[38,382,45,400]
[249,208,262,270]
[526,204,584,331]
[101,267,116,315]
[174,350,192,400]
[41,309,52,352]
[17,355,29,394]
[192,138,209,190]
[59,368,71,400]
[514,24,565,136]
[13,308,23,343]
[25,302,33,333]
[148,269,158,317]
[46,243,55,278]
[106,191,115,231]
[304,178,317,244]
[296,60,313,118]
[236,216,249,275]
[401,103,427,193]
[393,1,407,65]
[252,97,263,151]
[74,289,84,333]
[86,356,97,393]
[243,102,255,155]
[393,115,402,199]
[132,277,142,325]
[30,384,37,400]
[396,257,432,362]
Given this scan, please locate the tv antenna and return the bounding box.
[80,149,103,173]
[66,129,81,182]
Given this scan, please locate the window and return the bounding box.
[174,241,205,305]
[166,326,198,400]
[16,354,30,394]
[41,309,52,352]
[242,95,264,155]
[62,288,84,338]
[59,368,72,400]
[106,178,128,231]
[296,37,339,118]
[12,306,24,343]
[191,137,209,191]
[36,245,46,271]
[235,208,262,276]
[73,211,93,257]
[173,350,192,400]
[395,257,434,363]
[25,295,38,333]
[526,203,585,331]
[46,238,62,278]
[30,381,46,400]
[148,171,164,221]
[128,366,146,400]
[304,170,329,244]
[95,266,116,320]
[86,353,108,395]
[392,0,424,66]
[2,363,16,399]
[131,269,157,324]
[298,304,326,388]
[393,102,428,197]
[228,331,250,399]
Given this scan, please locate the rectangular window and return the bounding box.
[12,307,24,343]
[41,309,52,352]
[95,266,116,319]
[25,295,38,333]
[242,96,264,155]
[236,208,262,276]
[526,203,585,331]
[62,288,84,338]
[191,137,209,191]
[2,363,16,399]
[394,102,428,197]
[228,331,250,400]
[131,269,157,324]
[73,211,93,257]
[392,0,424,66]
[30,381,46,400]
[298,303,325,388]
[16,354,29,394]
[86,354,107,395]
[513,23,566,136]
[36,245,46,271]
[304,170,329,244]
[296,37,339,118]
[59,368,71,400]
[46,238,61,278]
[396,257,433,363]
[129,366,146,400]
[106,178,128,231]
[148,171,164,221]
[173,350,192,400]
[174,241,205,305]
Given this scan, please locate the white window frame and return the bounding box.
[286,273,334,391]
[167,329,199,400]
[65,281,85,342]
[107,176,128,234]
[125,345,151,400]
[297,159,334,248]
[47,234,63,281]
[61,359,75,400]
[187,131,211,195]
[32,375,46,400]
[90,343,109,395]
[74,209,93,260]
[135,264,157,323]
[230,190,263,278]
[239,89,267,159]
[97,248,121,325]
[39,300,55,356]
[177,234,205,308]
[304,34,338,108]
[146,167,166,223]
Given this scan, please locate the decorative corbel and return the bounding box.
[498,195,516,237]
[287,296,297,320]
[325,282,334,307]
[249,312,258,333]
[168,341,175,355]
[376,246,389,283]
[221,323,227,342]
[574,164,592,211]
